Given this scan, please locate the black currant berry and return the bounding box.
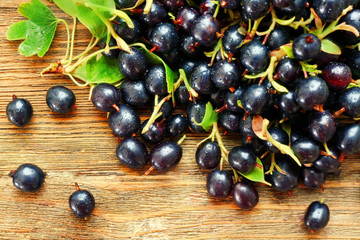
[116,137,149,169]
[91,83,121,112]
[304,201,330,231]
[69,183,95,219]
[108,104,141,137]
[233,181,259,209]
[6,96,33,127]
[9,164,45,192]
[206,169,233,198]
[196,140,221,169]
[46,86,76,114]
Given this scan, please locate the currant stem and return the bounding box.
[177,135,187,145]
[58,19,71,63]
[142,95,172,134]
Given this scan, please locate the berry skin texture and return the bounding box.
[308,111,336,143]
[116,137,149,169]
[233,182,259,210]
[266,157,300,192]
[336,124,360,155]
[196,140,221,169]
[337,87,360,117]
[304,201,330,231]
[6,97,33,127]
[150,141,183,172]
[91,83,121,112]
[211,60,241,90]
[295,76,329,110]
[150,23,179,53]
[322,62,352,91]
[292,33,321,61]
[240,41,270,74]
[190,63,214,95]
[292,137,321,164]
[206,169,233,198]
[117,48,147,79]
[191,14,220,47]
[228,146,256,173]
[166,114,188,137]
[242,84,270,114]
[46,86,76,114]
[108,104,141,137]
[69,185,95,219]
[241,0,271,20]
[313,0,345,23]
[10,164,45,192]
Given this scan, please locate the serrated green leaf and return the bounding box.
[321,39,341,55]
[238,158,271,186]
[76,4,107,39]
[280,45,294,59]
[192,102,218,132]
[131,43,177,95]
[85,55,125,84]
[7,0,59,57]
[53,0,76,17]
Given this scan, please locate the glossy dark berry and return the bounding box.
[175,85,190,105]
[118,48,147,79]
[222,25,244,55]
[166,114,188,137]
[138,1,167,26]
[149,141,183,171]
[233,182,259,209]
[191,14,220,47]
[6,97,33,127]
[196,140,221,169]
[120,80,151,106]
[337,87,360,117]
[339,9,360,45]
[211,60,241,89]
[308,111,336,143]
[292,137,321,164]
[206,169,233,198]
[272,0,293,8]
[108,104,141,137]
[210,90,226,108]
[150,23,179,53]
[346,50,360,79]
[91,83,121,112]
[160,0,185,12]
[336,124,360,155]
[229,146,256,173]
[266,156,300,192]
[265,127,289,153]
[224,87,246,112]
[218,110,241,132]
[99,37,120,58]
[141,119,165,143]
[275,58,301,85]
[322,62,352,91]
[69,184,95,219]
[267,27,291,51]
[240,40,270,74]
[242,84,270,114]
[278,91,300,115]
[156,100,173,119]
[116,137,149,169]
[313,147,341,173]
[9,164,45,192]
[114,18,142,43]
[46,86,76,114]
[200,0,217,15]
[293,33,321,61]
[145,65,167,96]
[175,7,199,33]
[239,114,256,138]
[301,166,326,189]
[187,101,207,133]
[219,0,240,9]
[313,0,345,23]
[190,63,214,95]
[114,0,137,8]
[295,76,329,110]
[278,0,309,20]
[304,201,330,231]
[180,35,202,57]
[241,0,271,20]
[241,135,266,155]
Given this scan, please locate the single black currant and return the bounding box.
[46,86,76,114]
[91,83,121,112]
[9,164,45,192]
[206,169,233,198]
[69,183,95,219]
[116,137,149,169]
[6,96,33,127]
[304,201,330,231]
[108,104,141,137]
[196,140,221,169]
[233,181,259,209]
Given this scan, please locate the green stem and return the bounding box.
[73,38,100,62]
[179,69,198,98]
[177,135,187,145]
[65,46,118,73]
[213,1,220,18]
[144,0,154,14]
[58,19,71,63]
[64,17,77,68]
[142,95,172,134]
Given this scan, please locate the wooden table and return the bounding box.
[0,1,359,239]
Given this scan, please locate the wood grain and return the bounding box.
[0,1,359,239]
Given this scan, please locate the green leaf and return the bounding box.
[269,79,289,93]
[76,4,107,39]
[53,0,76,17]
[85,55,125,84]
[7,0,59,57]
[275,16,296,26]
[300,62,319,74]
[72,63,88,83]
[238,158,271,186]
[321,39,341,55]
[131,43,177,95]
[280,45,295,59]
[192,102,218,132]
[281,123,291,139]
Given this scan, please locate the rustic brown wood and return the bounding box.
[0,1,359,239]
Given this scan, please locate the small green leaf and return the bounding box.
[281,123,291,139]
[275,16,295,26]
[53,0,76,17]
[238,158,271,186]
[192,102,218,132]
[72,63,88,83]
[131,43,177,95]
[7,0,59,57]
[300,62,319,73]
[85,55,125,84]
[269,79,289,93]
[321,39,341,55]
[76,4,107,39]
[280,45,295,59]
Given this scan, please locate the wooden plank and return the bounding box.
[0,1,359,239]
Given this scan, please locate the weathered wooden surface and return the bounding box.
[0,1,359,239]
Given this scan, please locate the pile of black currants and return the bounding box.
[6,0,360,230]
